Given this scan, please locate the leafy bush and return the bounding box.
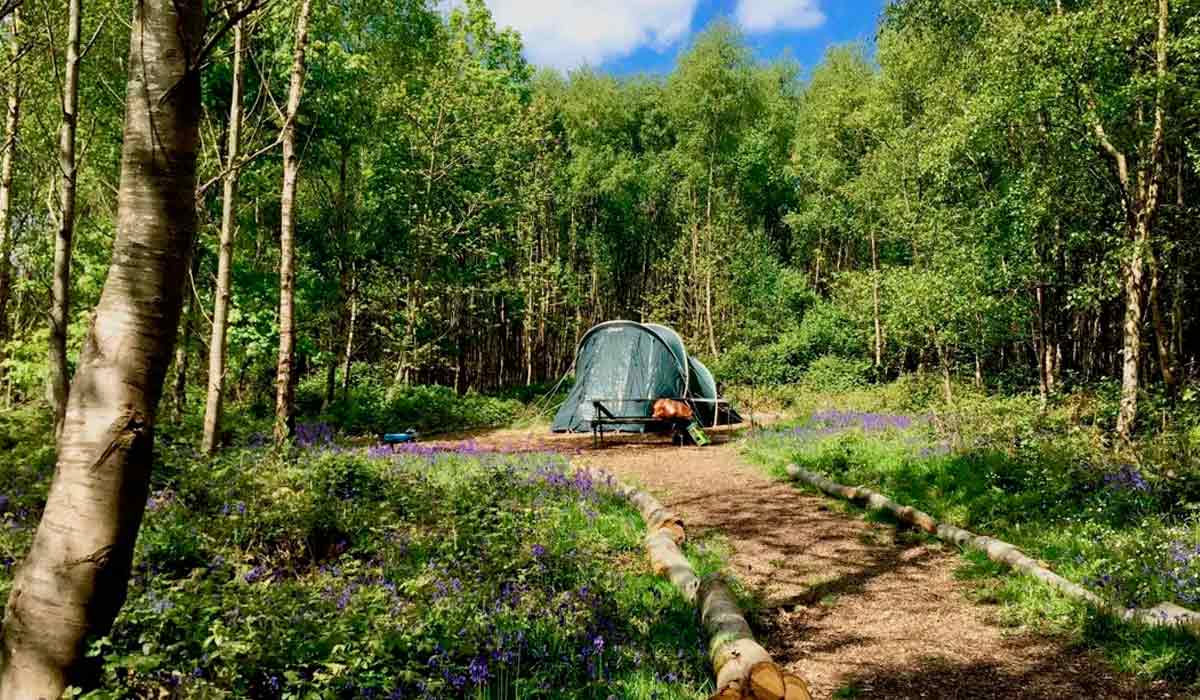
[800,355,871,392]
[713,300,864,387]
[314,383,525,436]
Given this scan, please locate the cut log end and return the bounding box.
[656,517,686,544]
[747,661,786,700]
[782,672,813,700]
[708,681,743,700]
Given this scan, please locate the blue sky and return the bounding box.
[479,0,889,76]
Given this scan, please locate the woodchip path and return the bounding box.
[571,437,1184,700]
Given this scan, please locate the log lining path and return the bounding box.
[569,437,1184,700]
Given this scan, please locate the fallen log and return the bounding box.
[576,466,810,694]
[646,530,700,602]
[699,576,776,691]
[784,463,1200,631]
[785,464,936,533]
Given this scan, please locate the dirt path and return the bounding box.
[573,438,1182,700]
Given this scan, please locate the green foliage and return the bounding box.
[300,381,525,436]
[0,406,54,605]
[800,356,872,393]
[2,416,715,698]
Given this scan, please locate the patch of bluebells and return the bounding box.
[56,444,708,699]
[296,422,335,449]
[220,501,247,516]
[1104,465,1152,494]
[1163,542,1200,605]
[765,409,922,443]
[808,409,915,432]
[1085,569,1151,608]
[367,438,582,464]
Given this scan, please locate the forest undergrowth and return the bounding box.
[0,402,719,699]
[743,376,1200,686]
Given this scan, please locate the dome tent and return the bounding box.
[551,321,741,434]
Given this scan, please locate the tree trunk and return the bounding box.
[201,7,246,455]
[1114,0,1168,441]
[936,340,953,404]
[1117,232,1148,440]
[0,8,20,355]
[1149,253,1177,396]
[0,0,204,694]
[1034,284,1053,402]
[339,285,357,397]
[48,0,83,441]
[273,0,312,446]
[170,275,193,425]
[704,157,717,356]
[869,229,882,369]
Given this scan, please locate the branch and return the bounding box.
[0,0,21,23]
[1142,0,1169,217]
[77,16,105,61]
[196,133,283,197]
[192,0,273,70]
[1082,88,1130,195]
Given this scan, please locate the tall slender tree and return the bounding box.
[0,8,21,357]
[274,0,313,445]
[48,0,82,439]
[202,2,247,455]
[0,0,205,694]
[1089,0,1172,439]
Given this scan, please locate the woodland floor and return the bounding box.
[428,427,1186,699]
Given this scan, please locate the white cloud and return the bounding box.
[734,0,826,33]
[480,0,700,70]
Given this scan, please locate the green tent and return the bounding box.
[551,321,741,433]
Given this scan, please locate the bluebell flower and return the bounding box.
[468,656,489,684]
[244,565,266,583]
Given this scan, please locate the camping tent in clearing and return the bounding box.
[551,321,742,434]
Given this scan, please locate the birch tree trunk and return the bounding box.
[202,7,246,455]
[869,229,882,369]
[340,282,357,397]
[273,0,312,445]
[0,8,20,352]
[170,276,193,424]
[0,0,204,694]
[1149,253,1177,395]
[1114,0,1169,440]
[48,0,83,441]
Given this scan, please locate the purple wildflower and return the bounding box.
[1104,465,1151,493]
[468,656,489,685]
[244,565,266,584]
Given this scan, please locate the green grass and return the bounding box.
[743,384,1200,687]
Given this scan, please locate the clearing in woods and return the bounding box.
[455,427,1185,699]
